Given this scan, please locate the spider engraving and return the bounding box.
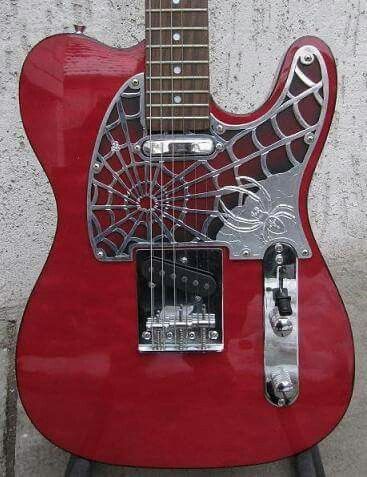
[218,177,297,243]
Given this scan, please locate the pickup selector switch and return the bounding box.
[273,266,293,316]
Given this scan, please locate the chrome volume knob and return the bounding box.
[270,314,293,337]
[269,309,293,337]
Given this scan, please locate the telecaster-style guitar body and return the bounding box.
[18,1,354,468]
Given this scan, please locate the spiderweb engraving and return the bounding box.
[88,46,327,260]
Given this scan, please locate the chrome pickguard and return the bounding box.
[87,45,328,261]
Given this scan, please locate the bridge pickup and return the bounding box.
[141,257,217,297]
[141,135,216,158]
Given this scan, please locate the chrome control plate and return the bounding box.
[264,243,299,407]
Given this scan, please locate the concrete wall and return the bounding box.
[0,0,366,475]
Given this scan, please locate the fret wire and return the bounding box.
[146,9,208,12]
[146,116,210,120]
[147,76,209,80]
[148,60,209,64]
[146,44,208,48]
[149,90,209,93]
[146,27,208,30]
[146,104,209,107]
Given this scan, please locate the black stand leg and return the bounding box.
[295,445,326,477]
[64,456,93,477]
[64,445,325,476]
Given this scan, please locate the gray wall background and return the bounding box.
[0,0,366,475]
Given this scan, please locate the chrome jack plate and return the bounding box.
[264,243,299,407]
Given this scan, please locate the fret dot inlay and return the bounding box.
[145,0,210,132]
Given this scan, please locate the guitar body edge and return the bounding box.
[17,33,354,468]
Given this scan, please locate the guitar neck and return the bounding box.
[145,0,210,133]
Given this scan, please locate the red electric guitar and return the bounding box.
[18,0,354,468]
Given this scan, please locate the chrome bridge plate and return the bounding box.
[136,248,223,352]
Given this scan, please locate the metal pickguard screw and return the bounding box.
[215,124,225,135]
[304,132,315,145]
[96,249,105,259]
[93,162,101,172]
[301,53,314,65]
[209,331,219,340]
[130,78,140,89]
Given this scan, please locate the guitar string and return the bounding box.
[194,0,200,345]
[180,1,188,346]
[148,0,154,343]
[159,0,165,348]
[170,0,177,346]
[205,0,211,344]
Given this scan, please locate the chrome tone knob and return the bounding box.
[74,24,86,34]
[271,368,294,394]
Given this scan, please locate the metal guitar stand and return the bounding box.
[64,445,325,477]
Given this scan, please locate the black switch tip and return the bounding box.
[273,288,293,316]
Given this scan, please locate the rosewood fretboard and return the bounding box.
[145,0,210,132]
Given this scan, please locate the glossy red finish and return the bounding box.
[17,34,354,468]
